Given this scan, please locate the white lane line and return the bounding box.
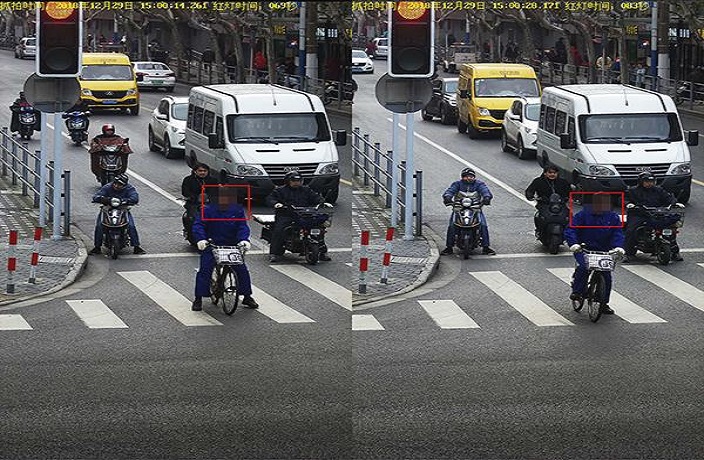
[0,314,33,330]
[470,271,573,326]
[65,299,129,329]
[418,299,480,329]
[352,314,385,330]
[623,265,704,313]
[118,271,222,326]
[548,268,667,324]
[270,265,352,311]
[250,285,316,323]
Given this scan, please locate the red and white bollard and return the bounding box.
[380,227,394,284]
[28,227,42,284]
[6,230,18,294]
[359,230,370,294]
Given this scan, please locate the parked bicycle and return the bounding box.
[571,246,621,323]
[208,243,246,315]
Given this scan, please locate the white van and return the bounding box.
[536,84,698,203]
[185,84,346,202]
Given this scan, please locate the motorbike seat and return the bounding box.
[252,214,276,225]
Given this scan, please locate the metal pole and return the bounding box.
[390,112,400,228]
[39,112,48,227]
[52,112,63,240]
[298,2,306,80]
[63,170,71,236]
[399,160,406,222]
[415,170,423,237]
[21,147,28,196]
[11,142,17,186]
[352,127,360,177]
[1,127,8,176]
[385,150,392,208]
[373,143,381,196]
[33,152,40,208]
[362,133,370,186]
[650,1,658,79]
[404,110,414,240]
[48,161,54,219]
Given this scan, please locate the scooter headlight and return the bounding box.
[461,197,473,207]
[110,197,121,207]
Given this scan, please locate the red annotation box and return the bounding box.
[568,191,625,229]
[200,184,252,221]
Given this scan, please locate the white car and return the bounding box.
[352,49,374,73]
[372,37,388,60]
[501,96,541,160]
[148,96,187,159]
[14,37,36,59]
[132,61,176,91]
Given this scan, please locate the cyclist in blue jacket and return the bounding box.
[191,186,258,311]
[564,193,625,314]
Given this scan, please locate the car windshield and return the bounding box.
[137,63,169,71]
[444,80,458,94]
[25,39,35,46]
[227,113,332,143]
[525,103,540,121]
[81,65,133,81]
[377,39,387,47]
[172,103,188,121]
[352,50,367,59]
[580,113,683,143]
[474,78,540,97]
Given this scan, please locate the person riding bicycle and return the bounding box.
[564,193,625,314]
[624,171,683,262]
[89,173,146,255]
[441,167,496,256]
[524,165,571,235]
[191,185,258,311]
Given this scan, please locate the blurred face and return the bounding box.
[217,190,237,206]
[591,195,611,213]
[105,129,115,136]
[289,179,302,188]
[642,179,655,188]
[544,169,558,179]
[461,174,475,183]
[195,167,209,178]
[112,182,125,190]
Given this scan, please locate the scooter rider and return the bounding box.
[191,186,258,311]
[89,173,146,255]
[441,168,496,256]
[266,171,332,263]
[62,99,90,131]
[524,165,571,234]
[181,162,218,214]
[89,124,132,181]
[624,172,683,262]
[9,91,39,133]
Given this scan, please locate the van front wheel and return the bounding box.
[467,123,479,139]
[457,118,467,134]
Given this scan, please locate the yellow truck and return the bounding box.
[456,63,540,138]
[79,53,140,115]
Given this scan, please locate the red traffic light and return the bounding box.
[388,2,435,78]
[36,2,83,77]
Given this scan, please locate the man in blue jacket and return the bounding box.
[90,173,145,255]
[191,185,258,311]
[441,168,496,255]
[564,193,625,314]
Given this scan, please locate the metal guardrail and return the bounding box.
[351,127,423,237]
[0,127,71,236]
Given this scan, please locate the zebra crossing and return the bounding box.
[352,263,704,331]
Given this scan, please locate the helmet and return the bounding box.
[284,171,303,183]
[637,171,656,185]
[102,124,115,135]
[461,168,475,178]
[113,173,129,186]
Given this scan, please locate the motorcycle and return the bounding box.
[97,196,132,259]
[90,137,131,186]
[14,105,37,140]
[253,204,333,265]
[62,110,90,145]
[628,203,685,265]
[535,193,569,254]
[447,191,485,259]
[674,82,703,106]
[323,80,356,105]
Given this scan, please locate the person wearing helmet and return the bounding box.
[441,168,496,255]
[89,123,133,182]
[9,91,38,133]
[89,173,145,255]
[624,171,682,262]
[265,171,331,263]
[524,165,572,235]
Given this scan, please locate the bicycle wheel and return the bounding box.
[210,266,221,305]
[587,272,605,323]
[221,266,240,316]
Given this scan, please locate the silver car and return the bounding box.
[132,61,176,91]
[148,96,187,159]
[15,37,36,60]
[501,97,541,160]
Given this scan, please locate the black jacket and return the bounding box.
[181,173,218,204]
[266,185,323,209]
[626,185,675,208]
[525,176,571,202]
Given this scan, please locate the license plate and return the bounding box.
[102,100,117,105]
[662,229,673,236]
[151,80,163,84]
[310,229,321,236]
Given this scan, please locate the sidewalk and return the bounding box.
[351,182,439,307]
[0,177,86,306]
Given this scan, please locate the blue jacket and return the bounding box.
[564,208,624,251]
[442,179,493,202]
[192,203,250,245]
[92,183,139,205]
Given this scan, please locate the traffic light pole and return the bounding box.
[52,110,63,240]
[390,112,400,228]
[404,107,415,241]
[38,112,48,228]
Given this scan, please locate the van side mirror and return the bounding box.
[560,133,576,149]
[208,133,224,149]
[685,130,699,146]
[333,129,347,146]
[459,89,468,99]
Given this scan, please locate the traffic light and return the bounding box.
[388,2,435,78]
[36,2,83,77]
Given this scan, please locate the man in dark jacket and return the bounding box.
[525,165,572,234]
[265,171,331,262]
[181,163,218,213]
[624,172,683,262]
[9,91,40,133]
[90,173,145,255]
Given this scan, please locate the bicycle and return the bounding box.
[209,243,246,315]
[571,246,621,323]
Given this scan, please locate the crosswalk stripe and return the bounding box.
[470,271,573,326]
[623,265,704,313]
[270,265,352,311]
[352,314,385,330]
[0,314,32,330]
[548,268,667,324]
[251,285,316,323]
[65,300,129,329]
[418,300,480,329]
[118,271,223,326]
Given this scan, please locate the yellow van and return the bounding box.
[80,53,140,115]
[456,63,540,138]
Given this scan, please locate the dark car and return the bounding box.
[421,77,459,125]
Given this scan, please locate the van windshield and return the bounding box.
[579,113,683,143]
[227,113,332,143]
[81,65,133,81]
[474,78,539,97]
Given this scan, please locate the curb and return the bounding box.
[677,106,704,120]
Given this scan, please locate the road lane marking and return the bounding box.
[250,285,316,323]
[418,299,480,329]
[269,265,352,310]
[623,265,704,313]
[0,314,32,330]
[65,299,129,329]
[548,268,667,323]
[118,271,222,326]
[470,271,573,326]
[352,314,385,330]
